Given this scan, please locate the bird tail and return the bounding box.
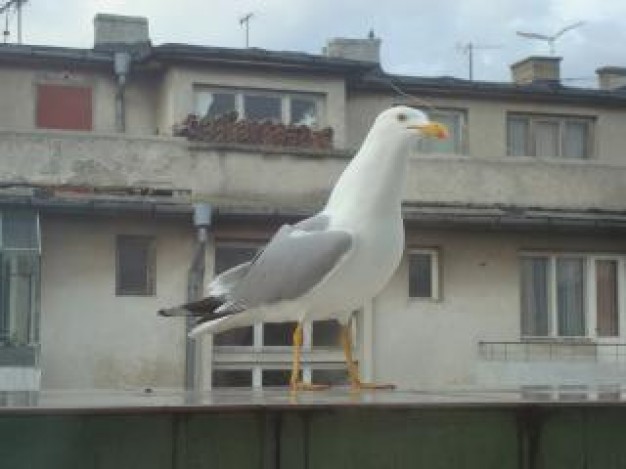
[158,297,223,317]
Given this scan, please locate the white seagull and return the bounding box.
[159,106,447,390]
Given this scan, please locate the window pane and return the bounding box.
[507,117,529,156]
[312,368,348,386]
[312,319,340,347]
[290,98,318,127]
[262,369,291,387]
[409,253,432,298]
[557,258,585,336]
[0,252,39,345]
[263,322,297,346]
[596,260,618,337]
[563,121,588,159]
[521,257,549,336]
[214,245,258,275]
[534,121,559,157]
[2,211,39,250]
[214,327,254,346]
[116,236,155,296]
[195,91,236,119]
[244,95,281,122]
[212,369,252,387]
[213,244,258,346]
[418,112,462,154]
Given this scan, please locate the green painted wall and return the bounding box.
[1,405,626,468]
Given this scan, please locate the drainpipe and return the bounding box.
[113,51,131,132]
[185,203,212,390]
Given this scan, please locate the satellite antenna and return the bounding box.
[457,42,501,81]
[239,12,254,48]
[516,21,585,55]
[0,0,27,44]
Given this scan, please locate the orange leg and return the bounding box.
[290,322,329,392]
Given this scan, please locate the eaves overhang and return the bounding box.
[0,44,113,68]
[1,194,625,233]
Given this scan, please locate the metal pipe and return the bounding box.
[113,52,131,133]
[185,203,212,390]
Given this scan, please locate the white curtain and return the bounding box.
[535,121,559,157]
[557,258,585,336]
[521,257,549,336]
[563,121,588,159]
[508,118,529,156]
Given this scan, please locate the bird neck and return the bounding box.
[324,131,410,222]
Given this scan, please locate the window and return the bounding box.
[507,114,593,159]
[194,87,322,128]
[211,240,349,388]
[0,211,40,347]
[416,109,466,155]
[408,249,440,299]
[36,84,92,131]
[520,254,623,338]
[116,236,156,296]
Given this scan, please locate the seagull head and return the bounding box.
[374,106,448,141]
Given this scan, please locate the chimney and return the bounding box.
[596,66,626,91]
[323,31,381,63]
[94,13,150,49]
[511,56,561,85]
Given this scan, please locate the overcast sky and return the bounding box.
[7,0,626,86]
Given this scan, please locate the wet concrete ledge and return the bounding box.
[1,388,626,468]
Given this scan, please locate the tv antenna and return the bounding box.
[239,12,254,48]
[457,42,501,81]
[0,0,27,44]
[516,21,585,55]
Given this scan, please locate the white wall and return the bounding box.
[39,214,192,389]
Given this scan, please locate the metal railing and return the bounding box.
[478,340,626,362]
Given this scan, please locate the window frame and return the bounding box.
[408,248,440,301]
[520,252,625,340]
[193,86,325,128]
[0,211,41,348]
[211,238,354,388]
[507,113,595,159]
[414,108,467,155]
[115,235,156,297]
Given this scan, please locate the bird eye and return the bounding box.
[397,113,407,122]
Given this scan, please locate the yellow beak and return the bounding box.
[409,122,448,140]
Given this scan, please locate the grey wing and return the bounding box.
[218,224,352,313]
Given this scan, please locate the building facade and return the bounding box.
[1,14,626,393]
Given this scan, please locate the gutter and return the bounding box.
[185,204,211,391]
[113,52,132,133]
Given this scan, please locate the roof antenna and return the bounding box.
[0,0,27,44]
[516,21,585,55]
[239,12,254,48]
[456,42,501,81]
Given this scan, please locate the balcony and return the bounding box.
[477,341,626,387]
[0,129,625,212]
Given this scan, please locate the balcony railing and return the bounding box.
[478,340,626,362]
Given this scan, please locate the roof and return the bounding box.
[356,70,626,107]
[151,43,377,74]
[0,42,625,105]
[0,42,378,75]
